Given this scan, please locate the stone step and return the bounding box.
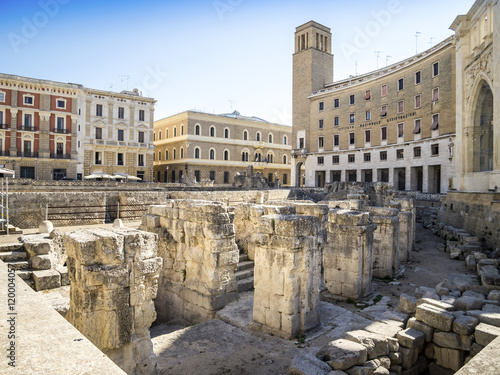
[5,260,29,271]
[0,243,24,253]
[16,270,33,280]
[0,251,27,262]
[235,268,254,281]
[237,277,254,293]
[239,253,249,263]
[237,260,254,272]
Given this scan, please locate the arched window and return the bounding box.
[159,131,162,140]
[224,128,229,139]
[195,124,200,135]
[283,136,287,145]
[158,151,161,161]
[173,127,177,137]
[181,125,184,135]
[180,147,184,158]
[256,132,261,142]
[195,147,200,159]
[210,126,215,137]
[173,149,176,159]
[243,130,248,141]
[254,152,262,162]
[267,153,273,163]
[268,134,273,143]
[153,132,156,141]
[165,150,169,160]
[224,150,229,161]
[166,129,169,138]
[283,155,287,164]
[210,149,215,160]
[242,151,249,162]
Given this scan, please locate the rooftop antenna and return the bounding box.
[119,75,131,91]
[374,51,383,69]
[429,37,435,48]
[415,32,421,54]
[386,55,392,66]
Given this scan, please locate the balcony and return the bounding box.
[17,151,38,158]
[291,148,309,157]
[19,125,37,132]
[0,150,10,156]
[50,153,72,159]
[52,128,70,134]
[0,124,9,130]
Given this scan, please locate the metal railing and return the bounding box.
[0,124,9,130]
[50,153,72,159]
[19,125,37,132]
[17,151,38,157]
[52,128,70,134]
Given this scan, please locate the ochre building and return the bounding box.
[153,110,292,185]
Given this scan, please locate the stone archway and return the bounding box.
[472,80,494,172]
[295,161,304,187]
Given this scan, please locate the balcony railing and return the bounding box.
[52,127,70,134]
[50,153,72,159]
[0,150,10,156]
[291,148,309,156]
[0,124,9,130]
[19,125,37,132]
[17,151,38,158]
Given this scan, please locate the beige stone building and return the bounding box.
[80,88,156,181]
[153,110,292,185]
[292,21,456,193]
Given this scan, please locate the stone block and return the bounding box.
[433,331,473,351]
[452,315,478,335]
[399,347,419,370]
[469,342,484,357]
[378,311,409,325]
[343,330,390,359]
[483,303,500,313]
[401,365,419,375]
[433,344,465,371]
[455,296,483,311]
[466,310,500,327]
[55,265,70,286]
[465,255,477,271]
[287,353,332,375]
[474,322,500,346]
[389,364,402,375]
[24,239,52,256]
[345,366,375,375]
[399,294,417,314]
[33,269,61,291]
[406,317,434,342]
[414,287,440,301]
[415,304,455,331]
[316,339,368,371]
[416,298,454,311]
[373,367,389,375]
[389,351,402,365]
[397,328,425,349]
[364,321,402,339]
[428,362,454,375]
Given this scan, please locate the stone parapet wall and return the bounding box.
[140,200,239,324]
[65,228,161,375]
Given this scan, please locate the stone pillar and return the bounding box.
[366,207,400,278]
[65,228,162,375]
[140,200,239,324]
[390,198,416,262]
[9,108,18,155]
[252,214,322,339]
[324,210,375,300]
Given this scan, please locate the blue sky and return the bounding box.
[1,0,474,124]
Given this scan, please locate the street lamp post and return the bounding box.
[166,166,169,183]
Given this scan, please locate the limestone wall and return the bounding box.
[140,200,239,324]
[65,228,162,375]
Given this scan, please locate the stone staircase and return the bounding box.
[236,253,254,293]
[0,243,34,288]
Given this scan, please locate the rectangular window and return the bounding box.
[431,114,439,130]
[24,140,32,153]
[365,110,371,121]
[96,104,103,116]
[334,116,339,126]
[398,100,404,114]
[415,71,421,85]
[365,90,371,100]
[56,100,65,108]
[334,134,339,146]
[381,105,387,117]
[380,151,387,161]
[414,147,421,158]
[139,109,145,121]
[415,94,421,109]
[56,143,63,155]
[24,114,32,127]
[318,119,324,129]
[0,111,3,125]
[209,171,215,181]
[364,153,371,162]
[334,98,340,108]
[332,155,339,164]
[381,127,387,141]
[431,144,439,156]
[117,153,124,166]
[433,62,439,77]
[397,149,404,159]
[138,131,145,143]
[224,171,230,184]
[118,129,124,141]
[0,93,4,102]
[24,96,33,105]
[413,119,421,134]
[348,154,355,163]
[317,157,324,165]
[432,87,439,102]
[349,113,355,124]
[349,132,355,145]
[138,154,144,166]
[95,151,102,165]
[349,94,355,105]
[318,136,324,148]
[381,84,388,97]
[398,123,404,138]
[118,107,124,119]
[365,129,371,143]
[319,102,324,111]
[56,117,64,130]
[95,127,102,139]
[398,78,404,91]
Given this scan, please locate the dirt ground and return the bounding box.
[150,223,475,375]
